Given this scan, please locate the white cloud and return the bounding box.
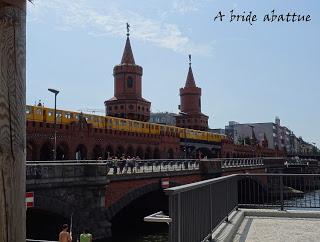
[27,0,212,56]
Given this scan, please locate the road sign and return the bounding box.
[26,192,34,208]
[161,178,169,189]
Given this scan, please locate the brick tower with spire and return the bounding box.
[105,23,151,121]
[176,55,208,130]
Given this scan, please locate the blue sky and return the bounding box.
[26,0,319,146]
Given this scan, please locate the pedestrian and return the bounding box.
[119,155,126,173]
[59,224,72,242]
[79,229,92,242]
[113,156,118,174]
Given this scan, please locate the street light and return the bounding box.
[48,88,59,160]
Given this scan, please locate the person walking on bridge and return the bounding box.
[79,229,92,242]
[59,224,72,242]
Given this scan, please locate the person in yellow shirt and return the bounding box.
[59,224,72,242]
[80,229,92,242]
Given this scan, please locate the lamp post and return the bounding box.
[48,88,59,160]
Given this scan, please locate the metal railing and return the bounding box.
[220,158,264,168]
[238,174,320,210]
[165,175,238,242]
[26,159,200,178]
[164,173,320,242]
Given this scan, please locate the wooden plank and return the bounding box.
[2,0,26,9]
[0,1,26,242]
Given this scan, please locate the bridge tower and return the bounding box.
[176,55,208,130]
[105,23,151,122]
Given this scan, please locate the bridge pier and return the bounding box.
[26,163,111,240]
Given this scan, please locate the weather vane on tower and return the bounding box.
[126,22,130,37]
[189,54,192,67]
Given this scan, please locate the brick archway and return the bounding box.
[75,144,87,160]
[27,140,38,161]
[136,147,144,159]
[56,142,69,160]
[105,145,114,159]
[126,146,135,157]
[115,146,125,158]
[40,142,53,161]
[92,144,103,160]
[153,148,160,159]
[105,182,160,220]
[144,147,152,159]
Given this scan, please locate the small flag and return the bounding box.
[161,178,170,189]
[26,192,34,208]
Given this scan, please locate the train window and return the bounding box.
[75,114,79,119]
[36,109,42,115]
[65,113,71,119]
[26,108,31,114]
[56,112,62,118]
[142,124,144,128]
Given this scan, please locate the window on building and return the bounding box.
[127,76,133,88]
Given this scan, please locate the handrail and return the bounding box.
[165,174,238,195]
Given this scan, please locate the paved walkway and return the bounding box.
[233,216,320,242]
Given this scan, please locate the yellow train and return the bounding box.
[26,105,226,144]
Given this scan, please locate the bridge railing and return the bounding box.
[164,173,320,242]
[105,159,200,175]
[220,158,264,168]
[26,159,200,179]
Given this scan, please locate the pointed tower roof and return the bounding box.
[121,23,135,64]
[121,36,135,64]
[185,54,196,87]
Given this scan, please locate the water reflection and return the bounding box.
[285,189,320,210]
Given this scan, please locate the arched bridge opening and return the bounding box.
[26,208,69,241]
[109,183,169,240]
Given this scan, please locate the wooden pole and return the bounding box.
[0,1,26,242]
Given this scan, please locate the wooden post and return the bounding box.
[0,1,26,242]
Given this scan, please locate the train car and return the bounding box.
[26,104,226,144]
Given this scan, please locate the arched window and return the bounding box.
[127,76,133,88]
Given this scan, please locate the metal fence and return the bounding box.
[165,173,320,242]
[238,174,320,210]
[165,174,238,242]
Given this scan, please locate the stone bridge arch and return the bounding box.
[29,193,72,221]
[106,182,161,220]
[40,142,53,161]
[56,142,69,160]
